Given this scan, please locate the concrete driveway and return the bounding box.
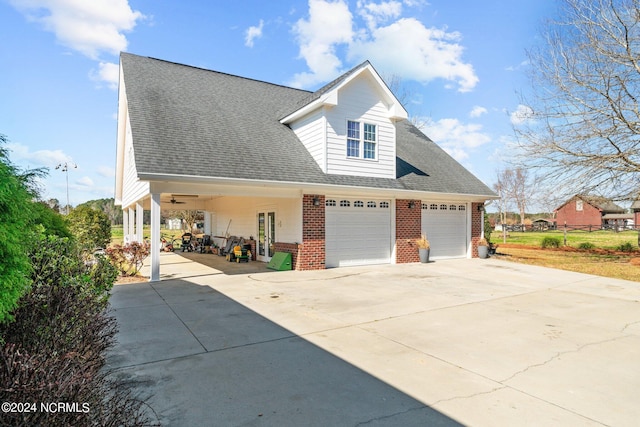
[107,253,640,426]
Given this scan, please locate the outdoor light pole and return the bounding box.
[55,161,77,215]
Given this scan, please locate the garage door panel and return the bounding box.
[326,199,391,268]
[422,203,467,259]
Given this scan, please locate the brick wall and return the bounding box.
[555,199,602,227]
[470,202,483,258]
[297,194,326,270]
[396,199,421,263]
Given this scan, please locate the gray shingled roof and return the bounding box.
[121,53,495,197]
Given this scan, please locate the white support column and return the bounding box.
[150,193,161,282]
[136,202,144,243]
[128,207,136,242]
[204,211,211,235]
[122,209,129,244]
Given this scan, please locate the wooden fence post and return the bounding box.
[564,222,567,246]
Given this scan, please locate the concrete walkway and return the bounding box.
[108,253,640,426]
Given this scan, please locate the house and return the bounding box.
[555,195,626,228]
[632,200,640,227]
[115,53,497,281]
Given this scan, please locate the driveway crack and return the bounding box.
[621,319,640,333]
[430,386,506,406]
[500,336,625,383]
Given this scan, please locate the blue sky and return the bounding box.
[1,0,558,207]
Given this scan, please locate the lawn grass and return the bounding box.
[490,229,639,250]
[110,225,183,246]
[489,230,640,282]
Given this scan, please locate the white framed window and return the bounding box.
[346,120,377,160]
[576,200,583,211]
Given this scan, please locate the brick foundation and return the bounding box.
[297,194,326,270]
[396,199,421,263]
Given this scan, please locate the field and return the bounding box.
[490,230,640,282]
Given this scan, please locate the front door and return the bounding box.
[257,211,276,262]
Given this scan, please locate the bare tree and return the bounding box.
[513,0,640,202]
[495,168,536,226]
[175,210,202,233]
[493,172,512,225]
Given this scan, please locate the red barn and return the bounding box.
[555,195,625,228]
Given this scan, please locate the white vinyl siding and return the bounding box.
[290,109,326,172]
[421,202,468,259]
[325,77,396,178]
[325,197,392,267]
[121,117,150,208]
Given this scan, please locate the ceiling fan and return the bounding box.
[168,194,198,205]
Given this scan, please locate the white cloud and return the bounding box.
[9,0,143,89]
[470,106,487,118]
[76,176,95,187]
[89,61,119,89]
[97,165,115,178]
[6,142,72,168]
[357,0,402,30]
[350,18,478,92]
[9,0,144,59]
[510,104,534,125]
[290,0,354,88]
[505,60,529,72]
[418,117,491,161]
[291,1,478,92]
[245,19,264,47]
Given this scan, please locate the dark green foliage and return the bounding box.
[28,234,117,305]
[616,242,636,252]
[67,205,112,251]
[30,201,72,238]
[0,135,38,323]
[484,211,492,243]
[541,236,562,248]
[77,197,123,225]
[577,242,596,250]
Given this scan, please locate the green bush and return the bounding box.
[0,229,150,426]
[67,205,112,251]
[616,242,636,252]
[541,236,561,248]
[577,242,596,250]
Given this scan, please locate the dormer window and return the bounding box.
[347,120,377,160]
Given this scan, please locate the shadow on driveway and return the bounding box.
[107,279,462,426]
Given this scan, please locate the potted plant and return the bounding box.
[416,235,430,263]
[477,238,489,259]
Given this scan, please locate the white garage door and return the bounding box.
[325,198,392,267]
[422,202,468,259]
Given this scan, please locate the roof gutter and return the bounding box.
[138,172,498,202]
